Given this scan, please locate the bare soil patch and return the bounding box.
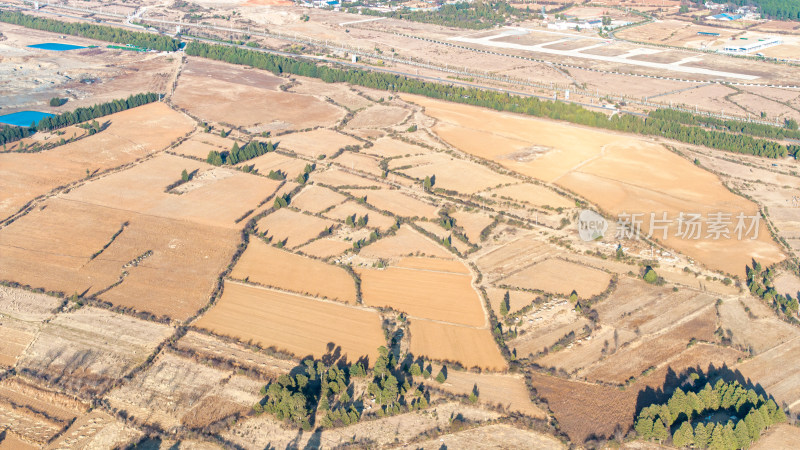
[311,167,385,188]
[276,129,359,159]
[360,137,427,158]
[414,423,564,449]
[347,104,410,129]
[346,188,439,219]
[438,370,546,418]
[394,153,516,195]
[289,185,347,214]
[324,200,397,231]
[244,151,311,180]
[481,183,573,210]
[359,225,453,260]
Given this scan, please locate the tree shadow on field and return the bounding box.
[633,363,773,419]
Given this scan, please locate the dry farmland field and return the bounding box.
[3,8,800,447]
[194,281,385,361]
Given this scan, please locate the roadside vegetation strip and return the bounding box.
[0,10,179,51]
[185,41,799,159]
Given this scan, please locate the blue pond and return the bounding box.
[0,111,55,127]
[28,43,87,51]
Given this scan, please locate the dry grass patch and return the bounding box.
[104,352,230,430]
[296,238,354,259]
[46,410,142,450]
[737,336,800,415]
[16,307,172,398]
[481,183,573,210]
[174,330,297,378]
[231,238,356,303]
[277,129,359,159]
[409,320,507,371]
[718,296,798,354]
[415,424,564,449]
[256,208,336,249]
[474,235,561,283]
[290,78,372,110]
[173,132,239,159]
[359,225,453,260]
[0,287,61,368]
[195,282,384,362]
[0,102,193,221]
[451,209,495,244]
[347,188,439,219]
[360,137,427,158]
[408,95,784,277]
[357,258,484,326]
[244,151,311,180]
[333,151,384,177]
[752,424,800,450]
[499,259,611,298]
[346,104,410,129]
[289,185,347,214]
[63,154,281,229]
[173,59,342,131]
[394,153,516,195]
[486,287,535,317]
[437,370,546,418]
[324,200,396,231]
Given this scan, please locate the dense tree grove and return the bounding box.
[353,1,533,30]
[0,124,33,146]
[36,93,161,131]
[650,109,800,142]
[184,42,798,159]
[0,11,179,51]
[635,379,786,448]
[206,140,274,166]
[746,260,799,321]
[253,346,433,430]
[710,0,800,20]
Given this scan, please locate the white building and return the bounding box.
[722,37,782,54]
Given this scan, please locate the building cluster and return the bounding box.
[721,36,783,55]
[704,2,760,21]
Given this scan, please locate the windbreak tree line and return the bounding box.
[709,0,800,20]
[354,1,534,30]
[206,140,274,166]
[36,93,161,131]
[0,11,179,51]
[635,379,786,448]
[650,109,800,141]
[0,125,33,146]
[184,41,799,159]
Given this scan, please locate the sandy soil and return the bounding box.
[195,281,385,362]
[231,238,357,303]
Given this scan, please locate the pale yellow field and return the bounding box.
[173,132,239,159]
[392,153,516,195]
[0,103,194,222]
[276,129,359,158]
[486,287,535,316]
[481,183,574,210]
[347,188,439,219]
[333,151,384,177]
[290,185,347,214]
[406,95,784,277]
[437,370,546,417]
[409,320,507,370]
[357,258,484,327]
[451,209,495,244]
[231,238,356,303]
[500,259,612,298]
[195,282,385,362]
[311,167,386,188]
[360,137,427,158]
[324,200,397,231]
[297,238,354,259]
[359,225,454,260]
[244,151,311,180]
[257,208,337,248]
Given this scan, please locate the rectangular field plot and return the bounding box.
[334,151,384,177]
[46,410,142,450]
[289,185,347,214]
[62,154,281,229]
[360,137,427,158]
[408,320,506,371]
[311,167,386,188]
[297,237,355,259]
[738,337,800,415]
[436,370,546,418]
[346,188,439,219]
[256,208,337,249]
[242,151,312,180]
[359,225,454,260]
[394,153,516,195]
[499,259,612,298]
[323,200,397,231]
[194,282,385,362]
[173,132,240,159]
[231,238,357,303]
[16,307,172,398]
[479,183,573,210]
[276,129,359,158]
[357,258,484,327]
